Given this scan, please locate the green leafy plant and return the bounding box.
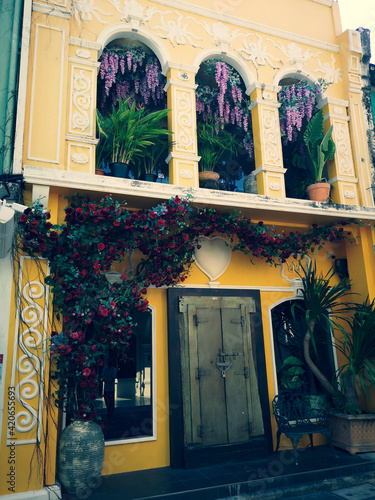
[138,138,174,177]
[96,97,172,165]
[303,109,336,183]
[278,356,307,390]
[295,262,352,397]
[335,298,375,413]
[197,119,240,172]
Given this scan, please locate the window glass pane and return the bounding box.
[97,310,153,441]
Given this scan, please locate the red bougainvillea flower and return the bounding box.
[83,368,91,377]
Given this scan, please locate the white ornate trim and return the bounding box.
[151,0,339,53]
[68,56,101,68]
[96,24,171,73]
[192,48,256,90]
[165,152,200,163]
[32,2,70,18]
[75,48,90,59]
[69,37,102,51]
[27,24,65,165]
[69,66,95,136]
[66,134,99,145]
[179,169,194,179]
[9,257,49,445]
[253,165,287,175]
[269,182,281,191]
[249,98,280,110]
[194,236,231,282]
[71,153,89,164]
[164,79,197,91]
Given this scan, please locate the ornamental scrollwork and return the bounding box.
[72,0,112,25]
[14,280,46,437]
[175,90,194,152]
[106,0,155,29]
[262,108,282,166]
[237,34,281,70]
[152,10,203,48]
[333,121,353,176]
[72,70,92,133]
[269,39,321,70]
[313,54,342,84]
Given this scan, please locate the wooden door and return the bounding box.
[179,296,264,448]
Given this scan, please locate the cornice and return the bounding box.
[32,2,70,19]
[22,166,375,224]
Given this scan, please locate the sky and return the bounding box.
[338,0,375,62]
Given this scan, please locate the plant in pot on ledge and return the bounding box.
[96,97,171,178]
[303,109,336,202]
[197,119,240,189]
[136,137,174,182]
[296,263,375,454]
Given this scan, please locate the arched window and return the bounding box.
[195,59,255,191]
[271,298,336,396]
[96,40,170,182]
[277,77,327,199]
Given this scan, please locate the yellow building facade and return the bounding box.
[1,0,375,498]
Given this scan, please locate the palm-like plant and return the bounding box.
[335,298,375,413]
[303,109,336,182]
[295,262,352,397]
[96,98,172,165]
[197,120,240,172]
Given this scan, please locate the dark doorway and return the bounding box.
[167,288,272,468]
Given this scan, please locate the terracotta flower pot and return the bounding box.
[199,171,220,189]
[329,412,375,455]
[306,182,331,202]
[95,169,105,176]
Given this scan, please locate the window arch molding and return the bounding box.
[96,24,171,75]
[192,48,256,92]
[273,67,328,103]
[267,296,303,395]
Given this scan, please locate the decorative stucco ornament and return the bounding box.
[194,236,231,282]
[72,0,112,25]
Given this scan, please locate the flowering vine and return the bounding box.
[97,47,167,114]
[19,194,350,420]
[278,79,328,144]
[195,60,254,159]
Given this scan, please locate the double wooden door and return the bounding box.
[179,296,264,448]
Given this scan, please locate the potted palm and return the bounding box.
[329,298,375,454]
[96,98,171,178]
[296,263,375,454]
[303,109,336,201]
[197,119,240,187]
[137,137,173,182]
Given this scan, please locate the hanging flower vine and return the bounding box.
[195,60,254,159]
[278,79,328,144]
[97,46,167,115]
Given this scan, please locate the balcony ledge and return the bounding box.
[23,165,375,226]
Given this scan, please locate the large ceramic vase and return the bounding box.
[329,412,375,455]
[57,420,105,499]
[306,182,331,202]
[109,162,130,178]
[199,171,220,189]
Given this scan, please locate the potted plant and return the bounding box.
[136,137,173,182]
[96,97,171,178]
[197,119,240,187]
[303,109,336,202]
[329,298,375,454]
[296,263,375,454]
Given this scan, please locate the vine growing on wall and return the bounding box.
[19,195,350,420]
